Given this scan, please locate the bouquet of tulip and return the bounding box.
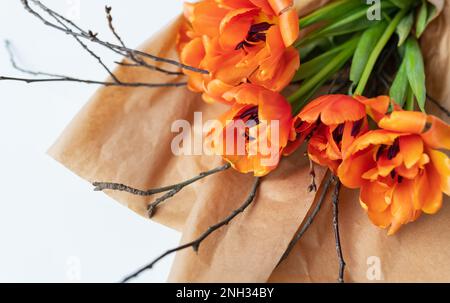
[175,0,449,235]
[4,0,449,282]
[156,0,448,281]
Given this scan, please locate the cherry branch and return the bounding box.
[93,163,231,217]
[332,177,346,283]
[121,177,261,283]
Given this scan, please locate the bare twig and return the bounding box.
[0,75,186,88]
[332,177,345,283]
[121,177,261,283]
[42,4,121,83]
[105,6,182,76]
[22,0,209,75]
[308,157,317,193]
[277,173,333,265]
[4,40,66,78]
[93,163,231,217]
[3,40,186,88]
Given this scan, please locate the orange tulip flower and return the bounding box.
[338,110,450,235]
[284,95,390,173]
[205,84,292,176]
[177,0,300,103]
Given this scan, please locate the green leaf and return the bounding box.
[396,12,414,46]
[294,49,340,82]
[299,0,363,28]
[416,2,440,38]
[405,85,415,110]
[297,1,395,47]
[350,21,388,85]
[298,38,332,59]
[389,0,415,8]
[416,0,428,37]
[389,58,408,106]
[405,37,426,112]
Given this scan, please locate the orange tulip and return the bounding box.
[284,95,390,173]
[177,0,300,103]
[338,110,450,235]
[206,84,292,176]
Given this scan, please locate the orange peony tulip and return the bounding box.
[177,0,300,104]
[338,110,450,235]
[205,84,292,176]
[284,95,390,173]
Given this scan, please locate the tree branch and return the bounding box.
[308,157,317,193]
[22,0,209,75]
[2,40,186,88]
[0,75,186,88]
[121,177,261,283]
[277,173,333,265]
[93,163,231,217]
[104,6,182,76]
[332,177,345,283]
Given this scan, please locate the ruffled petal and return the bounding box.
[367,209,392,229]
[378,111,427,134]
[345,130,399,157]
[279,8,299,47]
[390,180,414,228]
[267,0,292,15]
[421,115,450,150]
[338,149,376,188]
[414,164,443,214]
[360,181,391,213]
[399,135,423,169]
[428,149,450,195]
[320,95,366,125]
[219,8,259,51]
[356,95,390,122]
[191,0,228,37]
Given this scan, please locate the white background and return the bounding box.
[0,0,185,282]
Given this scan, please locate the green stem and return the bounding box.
[405,86,415,110]
[354,8,408,95]
[288,37,359,105]
[299,0,361,28]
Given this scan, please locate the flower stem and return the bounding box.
[288,36,359,106]
[354,8,408,95]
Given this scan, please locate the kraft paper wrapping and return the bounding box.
[48,0,450,282]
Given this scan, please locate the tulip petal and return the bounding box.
[391,180,414,226]
[267,0,292,15]
[422,115,450,150]
[360,181,391,213]
[428,149,450,195]
[346,130,399,157]
[357,95,390,122]
[249,0,275,14]
[378,111,427,134]
[279,8,299,47]
[399,135,423,169]
[219,8,259,51]
[192,1,228,37]
[367,209,392,229]
[319,95,366,125]
[414,164,443,214]
[338,149,376,188]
